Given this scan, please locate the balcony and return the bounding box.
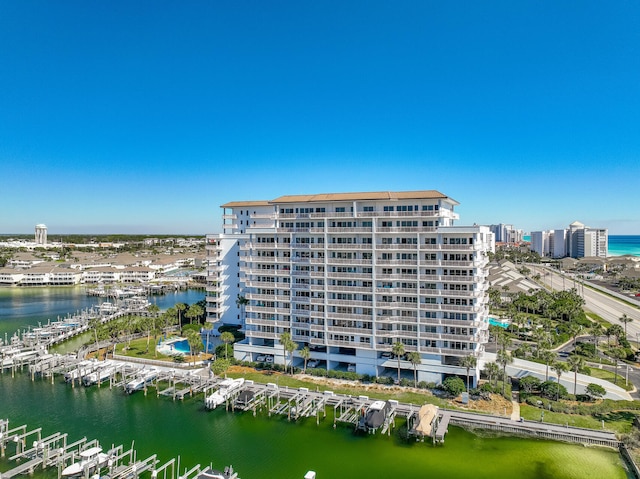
[327,325,373,335]
[375,243,418,250]
[222,214,237,220]
[326,227,372,233]
[245,330,281,340]
[376,227,435,233]
[248,318,291,328]
[326,244,372,250]
[376,316,418,324]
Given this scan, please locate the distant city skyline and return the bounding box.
[1,2,639,235]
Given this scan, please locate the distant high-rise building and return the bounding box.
[530,222,607,259]
[35,224,47,245]
[530,231,551,257]
[489,224,524,244]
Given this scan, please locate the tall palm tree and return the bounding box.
[539,349,556,381]
[406,351,421,388]
[496,350,512,396]
[175,303,187,326]
[279,332,297,374]
[590,322,605,353]
[460,355,477,392]
[299,346,311,373]
[220,331,235,360]
[185,304,204,325]
[612,347,626,385]
[483,362,500,389]
[619,313,633,340]
[392,341,405,384]
[551,361,568,401]
[236,295,249,330]
[568,322,583,349]
[566,354,585,395]
[185,329,203,366]
[146,303,160,318]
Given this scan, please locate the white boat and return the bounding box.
[196,465,239,479]
[1,349,41,367]
[61,446,110,476]
[82,363,115,386]
[65,360,97,383]
[99,302,118,314]
[125,367,158,394]
[205,378,245,409]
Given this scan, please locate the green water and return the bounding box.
[0,288,630,478]
[0,373,628,479]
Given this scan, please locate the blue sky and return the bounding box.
[1,1,639,235]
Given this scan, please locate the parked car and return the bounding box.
[265,356,274,363]
[307,359,319,368]
[380,352,393,359]
[256,354,266,362]
[347,364,356,372]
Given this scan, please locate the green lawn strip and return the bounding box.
[227,371,453,408]
[588,368,634,391]
[115,337,173,361]
[519,404,634,434]
[585,311,612,328]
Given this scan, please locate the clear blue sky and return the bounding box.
[1,1,638,235]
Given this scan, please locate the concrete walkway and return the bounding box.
[510,394,521,420]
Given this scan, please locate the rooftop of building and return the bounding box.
[222,190,457,208]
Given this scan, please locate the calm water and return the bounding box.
[0,288,630,479]
[609,235,640,257]
[0,286,205,338]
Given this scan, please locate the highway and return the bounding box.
[529,264,640,340]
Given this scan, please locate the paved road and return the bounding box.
[530,265,640,339]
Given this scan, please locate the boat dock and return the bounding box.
[7,349,623,449]
[0,419,239,479]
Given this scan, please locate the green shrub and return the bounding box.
[443,376,465,396]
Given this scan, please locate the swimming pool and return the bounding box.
[489,317,509,329]
[157,337,191,355]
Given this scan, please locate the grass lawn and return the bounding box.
[225,370,450,407]
[589,367,634,391]
[519,404,634,434]
[114,337,212,363]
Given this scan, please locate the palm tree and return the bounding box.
[568,322,583,349]
[235,295,249,330]
[220,331,235,360]
[611,347,626,385]
[185,329,203,366]
[299,346,311,373]
[551,361,568,401]
[185,304,204,325]
[566,354,585,396]
[539,349,556,381]
[175,303,187,326]
[140,315,154,353]
[279,332,298,374]
[590,322,605,353]
[392,341,405,384]
[619,313,633,340]
[406,351,421,387]
[496,349,512,396]
[146,303,160,318]
[460,355,477,392]
[483,362,500,389]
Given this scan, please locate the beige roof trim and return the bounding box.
[221,200,272,208]
[221,190,457,207]
[271,190,453,204]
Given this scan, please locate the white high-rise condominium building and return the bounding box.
[531,222,608,259]
[35,224,47,245]
[206,190,492,386]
